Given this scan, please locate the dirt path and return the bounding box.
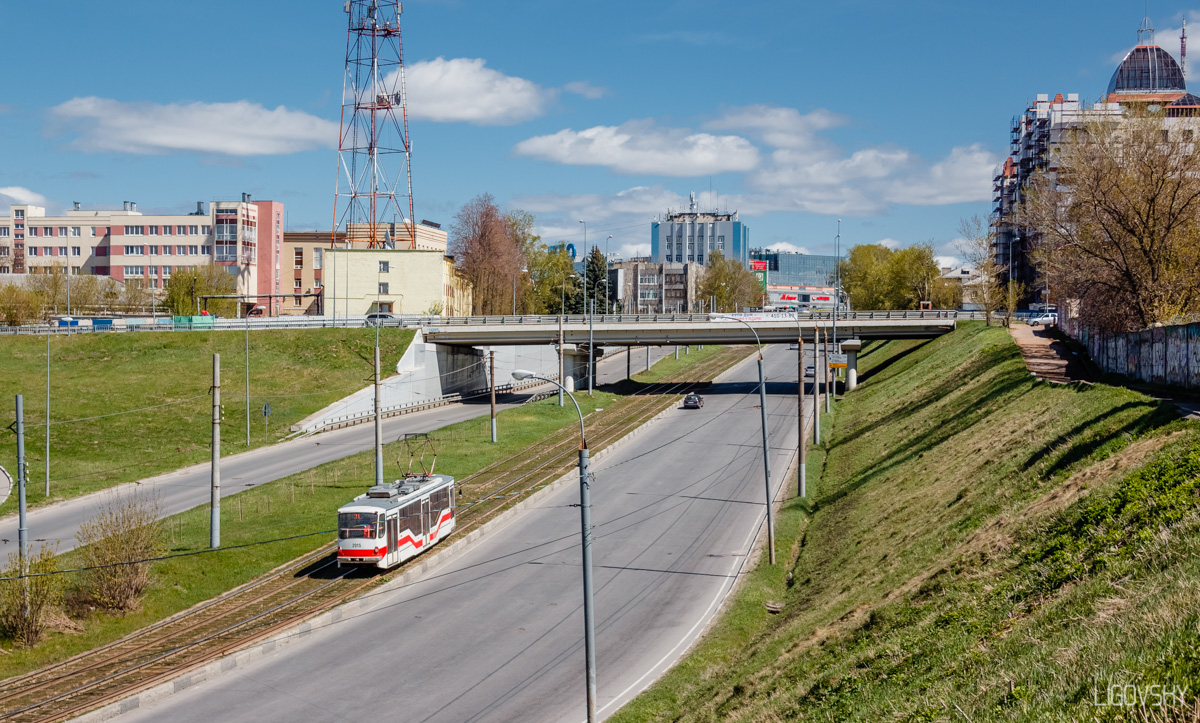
[1009,323,1092,384]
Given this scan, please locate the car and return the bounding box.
[247,305,266,317]
[805,365,816,377]
[365,312,394,326]
[788,342,799,350]
[683,394,704,409]
[1029,312,1058,327]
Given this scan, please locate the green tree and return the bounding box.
[889,243,940,309]
[583,246,609,314]
[697,251,760,313]
[163,266,237,317]
[525,242,581,314]
[841,244,899,310]
[0,283,44,326]
[505,210,540,314]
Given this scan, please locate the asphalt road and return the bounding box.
[0,345,679,554]
[115,345,806,723]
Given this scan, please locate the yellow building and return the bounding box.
[323,248,472,317]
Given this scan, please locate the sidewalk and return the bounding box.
[1009,323,1092,384]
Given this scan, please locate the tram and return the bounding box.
[336,474,456,569]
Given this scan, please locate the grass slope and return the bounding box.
[0,327,414,514]
[618,322,1200,721]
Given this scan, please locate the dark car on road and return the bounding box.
[683,394,704,409]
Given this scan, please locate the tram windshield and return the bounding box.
[339,512,381,539]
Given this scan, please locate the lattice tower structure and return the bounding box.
[333,0,415,249]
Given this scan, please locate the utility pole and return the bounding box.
[490,350,497,443]
[558,313,565,407]
[588,297,595,396]
[578,439,597,722]
[814,326,821,446]
[45,335,50,497]
[211,354,221,549]
[16,395,29,605]
[646,346,651,372]
[798,331,806,498]
[626,346,631,381]
[374,342,383,487]
[245,318,251,447]
[825,328,832,415]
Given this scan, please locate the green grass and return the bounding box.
[0,345,738,678]
[0,327,414,513]
[616,322,1200,721]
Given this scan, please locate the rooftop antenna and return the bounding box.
[1138,10,1155,45]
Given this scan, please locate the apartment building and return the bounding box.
[0,196,280,310]
[614,260,704,314]
[650,192,749,267]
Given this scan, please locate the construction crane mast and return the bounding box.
[333,0,416,249]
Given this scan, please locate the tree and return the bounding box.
[163,266,236,317]
[525,242,580,314]
[696,251,760,313]
[75,490,162,612]
[840,244,898,310]
[0,283,44,326]
[504,210,541,314]
[1025,114,1200,332]
[956,215,1004,324]
[0,544,64,646]
[583,247,609,314]
[449,194,525,315]
[889,244,940,309]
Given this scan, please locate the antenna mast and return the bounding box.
[333,0,416,250]
[1183,19,1188,79]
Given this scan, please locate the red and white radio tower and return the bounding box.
[332,0,415,249]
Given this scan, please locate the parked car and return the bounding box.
[1029,312,1058,327]
[365,312,394,326]
[247,305,266,317]
[683,394,704,409]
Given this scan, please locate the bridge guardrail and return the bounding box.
[0,309,988,336]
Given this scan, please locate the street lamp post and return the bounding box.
[511,370,597,722]
[579,219,587,260]
[714,316,775,564]
[605,235,613,314]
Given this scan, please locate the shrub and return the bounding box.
[0,544,65,646]
[75,491,162,612]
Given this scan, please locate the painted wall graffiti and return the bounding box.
[1061,316,1200,389]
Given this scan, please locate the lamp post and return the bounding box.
[511,370,597,722]
[559,272,578,406]
[605,235,612,314]
[713,315,775,564]
[579,219,587,259]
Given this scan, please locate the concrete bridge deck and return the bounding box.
[420,311,961,346]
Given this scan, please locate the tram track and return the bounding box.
[0,345,750,722]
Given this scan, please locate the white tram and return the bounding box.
[336,474,456,569]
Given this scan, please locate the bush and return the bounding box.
[75,491,162,612]
[0,544,65,646]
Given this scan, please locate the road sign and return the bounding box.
[828,353,848,368]
[262,402,271,417]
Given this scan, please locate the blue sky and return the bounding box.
[1,1,1195,265]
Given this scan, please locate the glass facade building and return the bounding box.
[750,250,839,287]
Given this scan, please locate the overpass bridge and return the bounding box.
[418,310,965,347]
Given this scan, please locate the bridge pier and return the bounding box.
[841,339,863,391]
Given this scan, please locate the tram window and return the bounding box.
[400,503,419,531]
[338,512,380,539]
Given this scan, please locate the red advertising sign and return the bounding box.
[751,260,768,271]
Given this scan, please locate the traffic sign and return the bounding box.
[828,353,848,368]
[262,402,272,417]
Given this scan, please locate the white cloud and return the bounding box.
[935,255,962,268]
[882,144,998,206]
[404,57,551,125]
[705,105,845,151]
[514,120,759,176]
[0,186,48,206]
[563,81,607,100]
[877,238,900,249]
[50,97,337,155]
[761,242,810,254]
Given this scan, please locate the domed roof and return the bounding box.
[1108,46,1187,94]
[1167,93,1200,116]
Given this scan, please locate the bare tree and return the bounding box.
[449,194,525,315]
[0,544,64,647]
[957,215,1004,324]
[1025,114,1200,332]
[75,491,162,612]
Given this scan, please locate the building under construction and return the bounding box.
[992,16,1198,307]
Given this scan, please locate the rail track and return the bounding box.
[0,345,750,722]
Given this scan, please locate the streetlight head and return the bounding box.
[512,369,534,381]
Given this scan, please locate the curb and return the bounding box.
[75,349,755,722]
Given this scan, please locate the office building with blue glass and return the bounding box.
[749,250,839,287]
[650,193,749,266]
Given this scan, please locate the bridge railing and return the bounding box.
[0,309,986,336]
